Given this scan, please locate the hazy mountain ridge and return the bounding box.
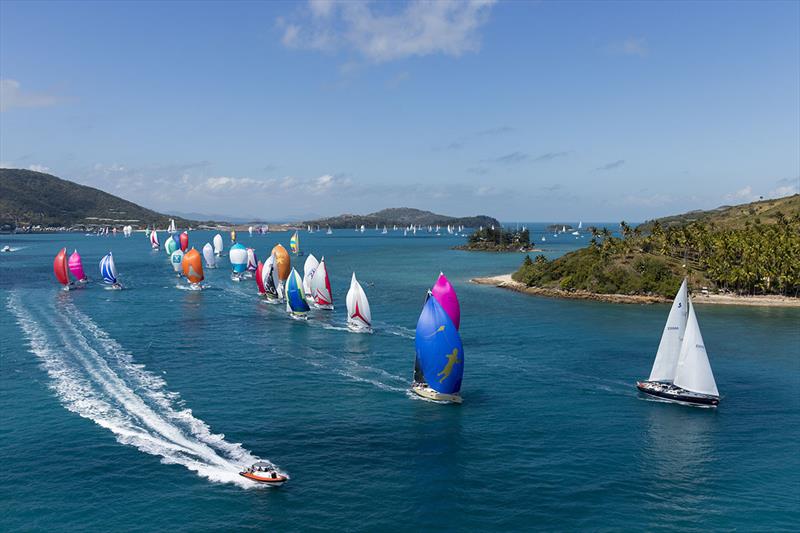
[304,208,499,229]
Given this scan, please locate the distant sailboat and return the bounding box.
[213,233,224,256]
[326,226,332,235]
[346,273,371,333]
[170,249,184,276]
[99,252,122,289]
[285,268,310,319]
[68,250,88,284]
[231,229,237,243]
[229,243,248,281]
[310,257,333,310]
[179,231,189,252]
[53,248,72,290]
[150,229,160,249]
[202,243,216,268]
[168,219,177,233]
[411,275,464,404]
[381,225,387,234]
[245,248,258,278]
[303,254,319,302]
[248,226,254,237]
[290,230,303,256]
[182,248,204,289]
[636,279,720,406]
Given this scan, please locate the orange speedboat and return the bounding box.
[239,462,288,486]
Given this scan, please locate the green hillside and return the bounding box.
[0,168,197,230]
[304,207,498,229]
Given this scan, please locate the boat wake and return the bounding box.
[298,345,408,393]
[7,291,281,487]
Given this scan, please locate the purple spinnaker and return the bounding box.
[68,250,87,281]
[431,272,460,330]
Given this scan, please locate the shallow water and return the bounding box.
[1,228,798,531]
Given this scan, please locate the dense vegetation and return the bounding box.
[0,168,196,230]
[514,195,800,297]
[459,226,533,251]
[304,208,499,230]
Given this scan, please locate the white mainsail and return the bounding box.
[213,233,224,255]
[169,219,176,233]
[202,243,216,268]
[346,273,371,330]
[150,229,160,248]
[673,300,719,397]
[310,258,333,308]
[648,279,689,382]
[303,254,319,297]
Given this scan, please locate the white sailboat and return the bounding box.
[168,219,177,233]
[303,254,319,302]
[213,233,224,256]
[346,273,371,333]
[202,243,216,268]
[150,229,160,249]
[309,257,333,310]
[326,226,333,235]
[637,279,720,406]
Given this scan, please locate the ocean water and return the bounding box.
[1,227,798,532]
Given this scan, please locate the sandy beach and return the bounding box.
[471,274,800,308]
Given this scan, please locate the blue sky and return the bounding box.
[1,0,798,221]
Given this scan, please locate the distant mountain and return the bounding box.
[643,194,800,230]
[0,168,201,230]
[304,208,499,229]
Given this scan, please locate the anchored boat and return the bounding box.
[637,279,720,407]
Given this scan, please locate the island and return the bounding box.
[303,208,499,230]
[454,226,540,252]
[473,194,800,306]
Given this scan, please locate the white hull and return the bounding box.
[347,322,372,334]
[410,383,462,404]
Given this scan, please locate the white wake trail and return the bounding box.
[7,292,283,487]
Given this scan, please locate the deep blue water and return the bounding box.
[1,227,798,531]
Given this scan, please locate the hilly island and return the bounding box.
[474,194,800,305]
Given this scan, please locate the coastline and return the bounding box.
[471,274,800,308]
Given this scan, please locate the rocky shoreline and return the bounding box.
[471,274,800,308]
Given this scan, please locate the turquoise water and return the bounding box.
[1,228,798,531]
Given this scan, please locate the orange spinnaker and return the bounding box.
[53,247,69,285]
[182,248,204,284]
[271,244,290,281]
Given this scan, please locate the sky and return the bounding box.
[1,0,798,222]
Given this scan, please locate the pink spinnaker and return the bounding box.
[68,250,87,281]
[431,272,460,330]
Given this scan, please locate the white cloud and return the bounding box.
[278,0,497,63]
[28,164,50,173]
[0,79,60,112]
[723,185,758,203]
[608,37,648,57]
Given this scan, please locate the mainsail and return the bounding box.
[310,258,333,309]
[202,243,216,268]
[673,300,719,397]
[263,253,280,298]
[246,248,258,272]
[303,254,319,299]
[346,273,371,331]
[213,233,224,255]
[648,279,689,382]
[99,252,118,284]
[413,293,464,395]
[168,219,177,233]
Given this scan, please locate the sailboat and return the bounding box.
[150,229,160,249]
[302,254,319,302]
[164,235,178,256]
[170,249,184,276]
[285,268,310,319]
[179,231,189,252]
[637,279,720,406]
[290,230,303,256]
[53,248,72,290]
[326,226,332,235]
[346,273,371,333]
[249,226,254,237]
[245,248,258,278]
[255,261,266,295]
[310,257,333,309]
[68,250,89,284]
[360,225,365,233]
[262,253,281,302]
[213,233,224,256]
[231,229,237,243]
[381,225,387,234]
[182,248,204,289]
[271,244,291,296]
[229,243,248,281]
[202,243,216,268]
[411,274,464,404]
[99,252,122,289]
[168,219,177,234]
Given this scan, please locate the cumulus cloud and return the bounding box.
[28,164,51,173]
[0,79,61,112]
[723,185,758,203]
[278,0,497,63]
[607,37,648,57]
[595,159,625,171]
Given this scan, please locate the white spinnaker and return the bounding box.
[202,243,216,268]
[648,279,689,382]
[213,234,223,255]
[7,292,283,486]
[303,254,319,297]
[673,300,719,397]
[346,273,371,327]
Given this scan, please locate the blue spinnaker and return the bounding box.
[415,294,464,394]
[287,270,310,313]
